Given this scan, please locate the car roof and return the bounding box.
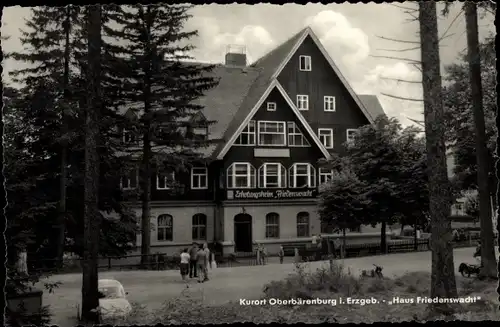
[98,279,123,288]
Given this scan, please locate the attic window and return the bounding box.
[267,102,277,111]
[123,129,136,144]
[299,55,311,71]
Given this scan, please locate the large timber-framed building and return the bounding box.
[121,27,386,255]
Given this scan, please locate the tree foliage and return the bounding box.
[5,6,138,265]
[443,35,497,194]
[103,4,219,260]
[319,116,428,252]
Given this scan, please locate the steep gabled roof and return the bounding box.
[216,80,332,160]
[268,27,375,125]
[357,94,387,121]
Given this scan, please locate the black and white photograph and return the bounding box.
[2,1,498,325]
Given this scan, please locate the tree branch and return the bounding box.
[389,3,419,13]
[375,35,420,44]
[376,45,421,53]
[380,77,422,84]
[381,93,424,102]
[369,55,421,64]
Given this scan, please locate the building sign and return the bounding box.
[226,189,317,200]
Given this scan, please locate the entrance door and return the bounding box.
[234,214,252,252]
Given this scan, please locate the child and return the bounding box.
[278,246,284,264]
[180,248,190,287]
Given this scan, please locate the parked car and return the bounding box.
[77,279,132,322]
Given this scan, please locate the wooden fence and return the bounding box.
[29,237,487,274]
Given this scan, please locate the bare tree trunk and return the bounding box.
[81,5,101,324]
[414,223,418,251]
[140,8,153,266]
[380,220,387,253]
[464,2,498,280]
[140,130,152,267]
[418,1,458,305]
[56,6,72,269]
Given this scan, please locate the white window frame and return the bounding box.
[265,213,280,239]
[287,122,310,147]
[257,121,286,146]
[318,128,334,149]
[235,120,256,146]
[192,214,207,241]
[296,212,310,237]
[299,55,312,71]
[267,102,277,111]
[258,163,286,188]
[319,168,334,185]
[122,129,135,143]
[157,214,173,241]
[121,168,138,190]
[157,171,175,190]
[191,167,208,190]
[288,163,316,188]
[226,162,256,189]
[346,129,358,142]
[324,96,336,112]
[296,95,309,111]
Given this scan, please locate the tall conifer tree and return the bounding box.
[104,4,219,263]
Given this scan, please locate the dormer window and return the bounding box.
[192,127,208,141]
[122,128,136,144]
[299,55,311,71]
[267,102,277,111]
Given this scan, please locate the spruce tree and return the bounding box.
[104,4,219,264]
[7,6,137,264]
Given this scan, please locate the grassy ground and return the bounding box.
[110,262,498,324]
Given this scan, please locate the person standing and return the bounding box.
[202,243,210,281]
[196,246,208,283]
[180,249,190,288]
[278,246,284,264]
[188,243,199,278]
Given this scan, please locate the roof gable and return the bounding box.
[270,27,375,125]
[216,80,331,160]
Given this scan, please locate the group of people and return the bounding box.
[179,242,214,287]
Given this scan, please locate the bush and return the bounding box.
[114,263,498,324]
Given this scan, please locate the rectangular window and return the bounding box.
[235,121,256,146]
[287,122,310,147]
[319,168,334,185]
[192,127,208,141]
[299,55,311,71]
[265,213,280,238]
[120,168,138,190]
[296,212,310,237]
[296,95,309,111]
[318,128,334,149]
[324,96,336,112]
[267,102,276,111]
[289,163,316,188]
[227,163,256,189]
[258,121,286,146]
[346,129,358,142]
[157,171,175,190]
[258,163,286,188]
[157,215,173,241]
[192,214,207,241]
[191,167,208,190]
[122,129,136,144]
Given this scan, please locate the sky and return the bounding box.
[1,3,495,126]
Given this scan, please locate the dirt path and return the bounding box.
[42,247,491,325]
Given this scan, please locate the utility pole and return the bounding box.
[81,4,102,324]
[464,1,498,279]
[418,0,458,303]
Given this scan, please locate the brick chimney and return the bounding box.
[225,44,247,67]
